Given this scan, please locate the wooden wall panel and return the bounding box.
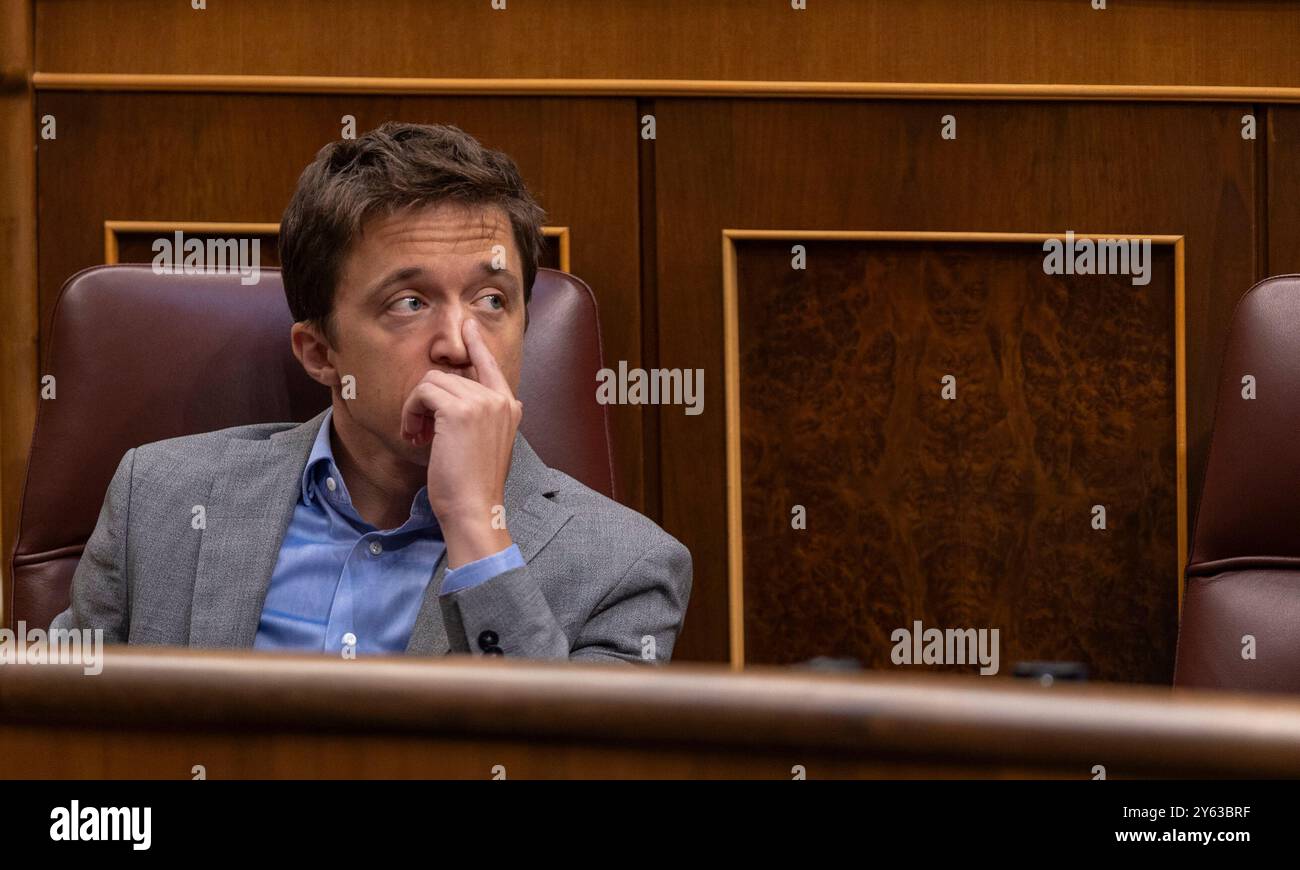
[0,0,37,629]
[34,92,646,510]
[1269,107,1300,275]
[734,239,1179,682]
[34,0,1300,90]
[18,2,1297,675]
[656,100,1256,666]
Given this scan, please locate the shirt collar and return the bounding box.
[300,407,436,527]
[300,407,338,507]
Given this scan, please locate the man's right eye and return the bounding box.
[391,296,425,313]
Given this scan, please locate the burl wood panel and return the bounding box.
[655,100,1254,666]
[35,92,645,511]
[736,240,1178,683]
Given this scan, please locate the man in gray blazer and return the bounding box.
[52,122,692,664]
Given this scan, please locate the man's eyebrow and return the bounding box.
[365,266,426,301]
[474,260,522,294]
[363,261,522,301]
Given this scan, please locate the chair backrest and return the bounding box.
[9,265,615,630]
[1176,274,1300,692]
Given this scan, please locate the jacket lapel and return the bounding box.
[189,411,326,648]
[404,431,574,655]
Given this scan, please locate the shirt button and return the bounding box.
[342,632,357,647]
[369,541,383,556]
[325,477,337,492]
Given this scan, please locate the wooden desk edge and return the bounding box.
[2,647,1298,777]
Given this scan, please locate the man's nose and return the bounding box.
[429,310,470,366]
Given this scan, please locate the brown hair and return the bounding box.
[279,121,546,343]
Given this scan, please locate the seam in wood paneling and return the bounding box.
[635,97,661,526]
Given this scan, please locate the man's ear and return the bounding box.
[291,320,341,388]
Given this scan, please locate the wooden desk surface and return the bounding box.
[3,648,1299,778]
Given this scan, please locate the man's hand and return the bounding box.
[399,318,523,568]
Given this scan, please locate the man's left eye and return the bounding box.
[479,293,505,311]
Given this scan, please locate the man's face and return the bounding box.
[320,201,527,466]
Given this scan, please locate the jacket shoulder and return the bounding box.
[129,418,312,476]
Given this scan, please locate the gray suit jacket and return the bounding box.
[51,410,693,663]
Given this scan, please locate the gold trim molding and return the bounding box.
[722,229,1188,670]
[34,74,1300,103]
[104,221,278,264]
[104,220,572,272]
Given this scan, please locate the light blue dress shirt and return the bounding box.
[254,408,524,655]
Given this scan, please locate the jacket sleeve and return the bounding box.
[48,448,135,642]
[438,536,693,664]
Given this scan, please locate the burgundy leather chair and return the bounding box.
[9,264,615,631]
[1175,274,1300,693]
